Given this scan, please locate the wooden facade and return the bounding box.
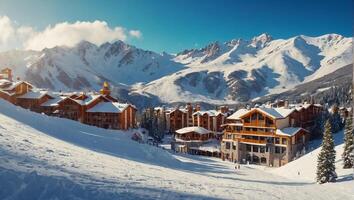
[221,104,321,167]
[0,67,12,81]
[165,104,229,133]
[171,127,220,157]
[0,70,137,131]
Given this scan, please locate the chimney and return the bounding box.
[284,100,289,109]
[186,103,193,113]
[195,104,201,111]
[16,77,20,81]
[220,105,229,113]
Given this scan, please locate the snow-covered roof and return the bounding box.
[2,81,33,91]
[74,94,103,106]
[175,126,210,135]
[256,107,295,119]
[41,96,66,107]
[227,108,249,120]
[221,123,243,127]
[86,102,130,113]
[0,79,11,87]
[275,127,307,137]
[17,90,50,99]
[193,110,224,117]
[168,108,187,114]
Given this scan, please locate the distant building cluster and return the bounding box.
[152,103,232,157]
[0,67,334,167]
[0,67,137,130]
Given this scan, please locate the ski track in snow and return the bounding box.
[0,100,353,200]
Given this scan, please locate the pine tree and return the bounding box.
[316,120,337,184]
[329,106,344,133]
[343,116,354,168]
[156,107,166,140]
[350,141,354,167]
[311,112,328,139]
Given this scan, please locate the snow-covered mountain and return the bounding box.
[141,33,352,103]
[0,33,352,104]
[0,40,184,91]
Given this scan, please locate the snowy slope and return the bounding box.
[271,130,354,183]
[0,100,353,199]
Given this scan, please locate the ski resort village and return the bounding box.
[0,59,353,199]
[0,1,353,199]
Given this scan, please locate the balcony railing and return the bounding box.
[243,121,275,128]
[242,129,275,135]
[239,138,267,144]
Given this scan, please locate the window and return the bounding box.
[266,137,273,144]
[260,146,265,153]
[251,113,257,120]
[258,114,264,120]
[246,144,251,151]
[232,144,237,150]
[275,146,281,154]
[261,157,267,164]
[275,138,280,144]
[266,117,273,125]
[225,142,231,149]
[244,117,250,123]
[253,145,259,152]
[282,138,287,145]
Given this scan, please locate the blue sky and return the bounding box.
[0,0,352,53]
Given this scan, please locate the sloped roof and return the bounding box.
[275,127,308,137]
[2,81,33,91]
[17,90,51,99]
[193,110,224,117]
[86,102,130,113]
[175,126,210,135]
[41,96,67,107]
[227,108,249,120]
[74,94,103,106]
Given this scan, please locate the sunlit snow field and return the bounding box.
[0,99,353,200]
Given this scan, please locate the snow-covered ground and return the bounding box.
[0,100,353,200]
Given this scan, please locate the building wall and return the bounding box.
[221,108,316,167]
[168,109,187,132]
[84,112,119,129]
[16,95,51,112]
[58,99,82,121]
[275,117,289,129]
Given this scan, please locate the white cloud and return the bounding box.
[0,16,142,51]
[129,30,142,39]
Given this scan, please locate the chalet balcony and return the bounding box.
[242,129,275,135]
[239,138,267,144]
[243,121,275,128]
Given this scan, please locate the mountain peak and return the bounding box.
[76,40,97,49]
[251,33,273,48]
[252,33,273,41]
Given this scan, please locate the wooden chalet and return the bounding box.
[192,110,226,132]
[221,103,322,167]
[171,126,220,157]
[165,103,229,133]
[0,67,13,81]
[0,68,137,131]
